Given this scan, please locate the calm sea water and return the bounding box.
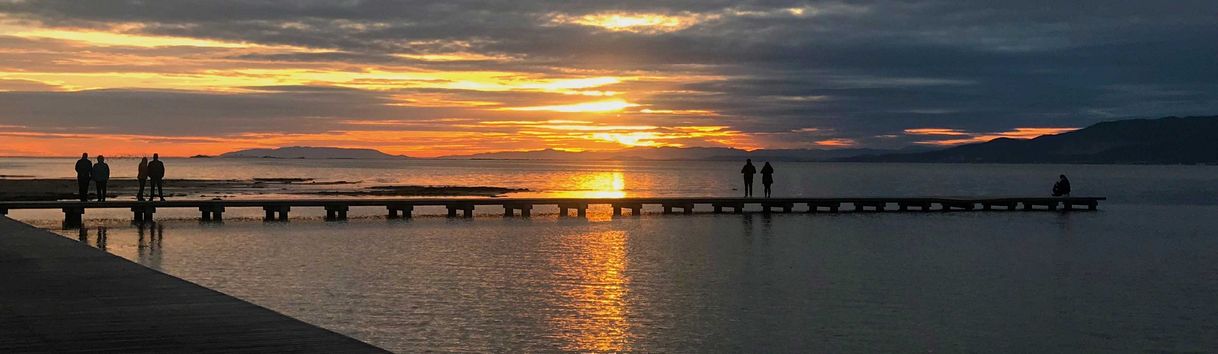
[5,158,1218,352]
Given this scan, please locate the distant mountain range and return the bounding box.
[210,116,1218,164]
[439,146,926,161]
[844,115,1218,164]
[218,146,408,159]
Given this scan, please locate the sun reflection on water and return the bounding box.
[549,230,631,352]
[557,171,627,198]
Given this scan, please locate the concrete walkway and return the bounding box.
[0,217,387,353]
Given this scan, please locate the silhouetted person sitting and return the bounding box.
[75,153,92,201]
[761,162,774,198]
[137,157,149,201]
[92,156,110,202]
[148,153,166,201]
[1052,174,1071,197]
[741,159,757,197]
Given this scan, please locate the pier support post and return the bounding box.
[131,206,155,223]
[713,203,743,214]
[62,207,84,228]
[662,203,694,215]
[263,206,289,221]
[762,202,793,214]
[898,202,930,211]
[503,204,532,218]
[611,203,642,217]
[558,203,588,218]
[324,205,349,221]
[939,201,975,212]
[387,205,413,219]
[808,202,840,213]
[198,206,224,222]
[853,201,885,212]
[447,204,474,218]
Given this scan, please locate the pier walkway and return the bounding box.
[0,196,1106,226]
[0,217,387,353]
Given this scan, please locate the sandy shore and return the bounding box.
[0,178,526,201]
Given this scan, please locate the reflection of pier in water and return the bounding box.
[73,222,165,267]
[1,196,1107,227]
[137,222,165,269]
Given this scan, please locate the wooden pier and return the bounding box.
[0,196,1106,226]
[0,217,387,353]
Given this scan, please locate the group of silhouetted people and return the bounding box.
[740,159,776,198]
[75,153,166,202]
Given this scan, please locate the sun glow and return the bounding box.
[502,99,639,113]
[591,132,671,147]
[552,12,714,33]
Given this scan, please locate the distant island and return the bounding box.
[219,146,409,159]
[843,115,1218,164]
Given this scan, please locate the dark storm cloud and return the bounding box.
[0,88,463,135]
[2,0,1216,146]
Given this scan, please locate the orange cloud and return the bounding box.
[911,127,1077,145]
[814,138,856,147]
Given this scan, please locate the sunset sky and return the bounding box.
[0,1,1215,157]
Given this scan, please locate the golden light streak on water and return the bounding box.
[549,229,631,352]
[555,172,628,199]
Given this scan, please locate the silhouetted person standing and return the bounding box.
[741,159,757,197]
[148,153,166,201]
[761,162,774,198]
[137,157,149,201]
[74,153,92,201]
[92,156,110,202]
[1052,174,1071,197]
